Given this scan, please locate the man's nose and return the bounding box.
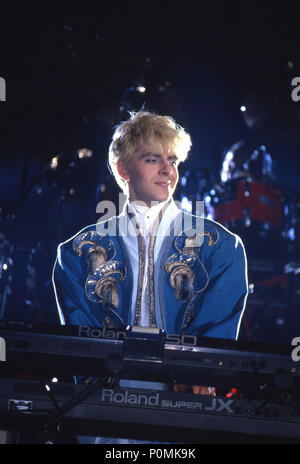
[159,160,172,175]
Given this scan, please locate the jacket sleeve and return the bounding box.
[52,241,104,327]
[188,232,248,340]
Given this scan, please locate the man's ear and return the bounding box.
[117,160,130,181]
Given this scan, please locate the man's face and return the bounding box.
[118,144,179,207]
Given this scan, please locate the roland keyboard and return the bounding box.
[0,377,300,443]
[0,320,299,392]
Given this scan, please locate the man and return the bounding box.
[52,110,248,442]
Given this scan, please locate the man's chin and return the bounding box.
[152,194,171,204]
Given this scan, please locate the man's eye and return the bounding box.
[145,158,157,163]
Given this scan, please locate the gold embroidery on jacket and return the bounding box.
[134,232,145,326]
[73,231,126,318]
[165,225,218,318]
[148,217,161,328]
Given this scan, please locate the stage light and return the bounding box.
[240,106,246,112]
[78,148,93,159]
[2,263,7,271]
[221,151,234,182]
[285,263,300,274]
[249,283,254,293]
[50,156,59,169]
[51,377,58,383]
[181,175,187,187]
[288,227,295,241]
[181,196,192,213]
[136,86,146,93]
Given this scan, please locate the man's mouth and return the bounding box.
[154,180,171,187]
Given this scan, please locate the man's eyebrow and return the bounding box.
[139,152,161,158]
[139,152,178,159]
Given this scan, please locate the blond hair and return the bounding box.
[108,111,192,192]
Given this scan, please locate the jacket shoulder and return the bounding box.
[57,223,98,253]
[180,211,244,249]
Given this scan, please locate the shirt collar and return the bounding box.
[127,199,182,234]
[127,199,168,220]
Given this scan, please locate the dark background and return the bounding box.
[0,3,299,340]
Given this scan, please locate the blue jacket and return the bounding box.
[52,208,248,340]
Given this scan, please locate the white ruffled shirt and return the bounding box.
[124,199,181,327]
